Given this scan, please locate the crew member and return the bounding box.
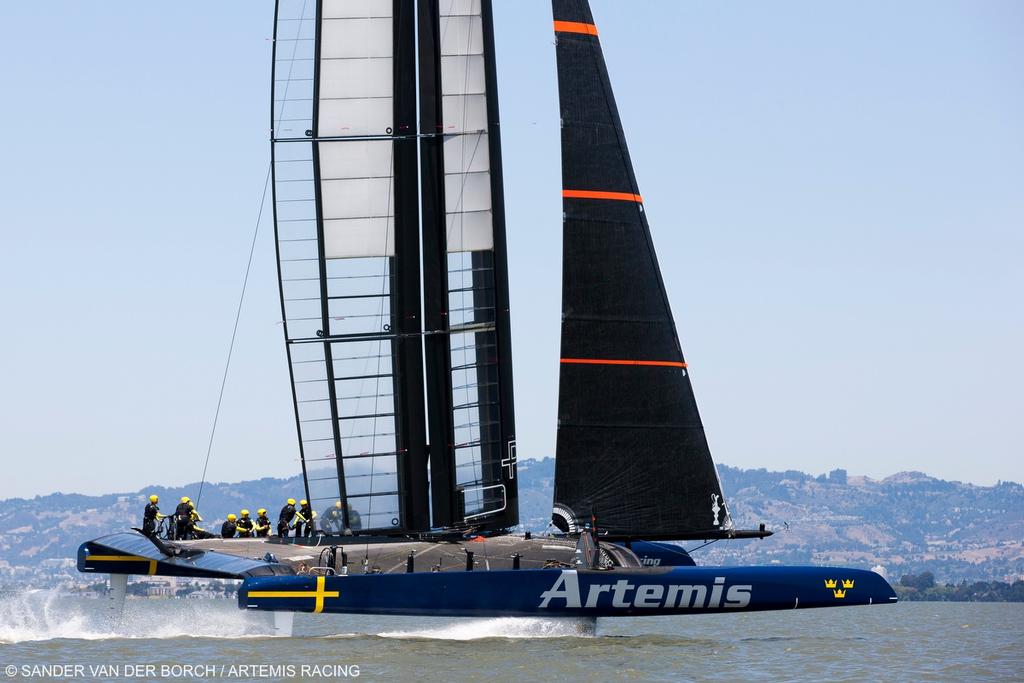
[347,502,362,532]
[236,509,254,538]
[254,508,271,537]
[321,501,345,535]
[142,494,165,538]
[295,500,316,537]
[221,513,238,538]
[278,498,297,537]
[174,496,192,540]
[188,501,208,539]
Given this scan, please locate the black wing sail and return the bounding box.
[418,0,518,531]
[271,0,429,533]
[550,0,754,541]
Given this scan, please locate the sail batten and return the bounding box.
[550,0,734,540]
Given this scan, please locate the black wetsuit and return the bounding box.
[220,520,237,538]
[143,502,160,537]
[278,504,296,537]
[174,502,192,540]
[296,504,315,536]
[236,516,254,538]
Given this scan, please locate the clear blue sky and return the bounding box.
[1,1,1020,500]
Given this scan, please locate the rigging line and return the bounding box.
[684,538,721,554]
[362,28,403,543]
[196,164,273,508]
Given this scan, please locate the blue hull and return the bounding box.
[238,565,896,617]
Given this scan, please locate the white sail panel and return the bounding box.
[320,18,391,58]
[318,141,394,258]
[444,171,491,214]
[445,211,493,252]
[441,55,486,95]
[319,99,393,138]
[324,218,395,258]
[442,95,487,135]
[318,10,393,137]
[321,178,394,219]
[319,59,393,98]
[439,4,492,254]
[320,139,393,178]
[438,16,484,56]
[321,0,392,19]
[436,0,481,15]
[444,133,490,174]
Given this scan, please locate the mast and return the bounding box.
[418,0,518,531]
[550,0,762,541]
[271,0,429,533]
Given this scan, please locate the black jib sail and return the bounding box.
[550,0,757,541]
[271,0,430,533]
[418,0,518,532]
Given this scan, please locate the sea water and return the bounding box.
[0,591,1020,681]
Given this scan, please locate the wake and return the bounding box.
[377,616,598,640]
[0,590,274,643]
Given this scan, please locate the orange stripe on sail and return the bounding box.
[560,358,687,368]
[553,21,599,36]
[562,189,643,202]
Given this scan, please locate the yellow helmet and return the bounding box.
[300,500,308,506]
[335,501,342,509]
[149,495,159,503]
[287,498,296,505]
[257,508,267,515]
[180,496,190,503]
[227,513,237,521]
[240,509,250,517]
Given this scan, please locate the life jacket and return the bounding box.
[236,517,254,534]
[144,503,159,522]
[220,521,237,538]
[298,505,313,522]
[255,515,271,535]
[175,502,191,520]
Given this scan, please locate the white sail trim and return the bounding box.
[439,5,493,254]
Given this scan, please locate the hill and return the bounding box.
[0,459,1020,588]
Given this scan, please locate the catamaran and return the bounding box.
[78,0,897,623]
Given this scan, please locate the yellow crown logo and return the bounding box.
[832,589,846,598]
[824,579,838,589]
[842,579,855,589]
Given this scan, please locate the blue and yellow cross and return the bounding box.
[247,575,340,613]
